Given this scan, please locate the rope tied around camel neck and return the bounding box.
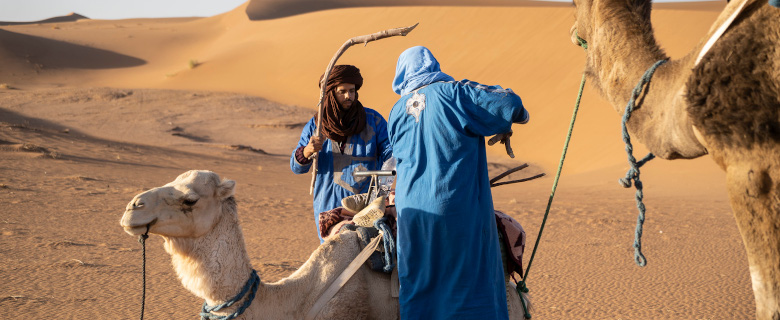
[620,59,667,267]
[200,270,260,320]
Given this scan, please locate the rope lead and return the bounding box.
[138,226,149,320]
[620,59,667,267]
[517,69,588,319]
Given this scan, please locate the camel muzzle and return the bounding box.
[120,212,157,236]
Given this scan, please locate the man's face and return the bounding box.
[334,83,356,110]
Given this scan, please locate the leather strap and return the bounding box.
[305,231,384,320]
[695,0,749,66]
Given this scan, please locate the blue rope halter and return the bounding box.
[200,269,260,320]
[374,216,396,273]
[620,59,667,267]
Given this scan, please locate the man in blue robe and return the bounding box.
[291,65,393,243]
[388,46,529,319]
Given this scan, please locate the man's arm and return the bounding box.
[457,79,529,137]
[290,117,317,174]
[374,113,394,164]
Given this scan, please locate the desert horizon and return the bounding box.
[0,0,758,318]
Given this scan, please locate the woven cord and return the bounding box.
[200,270,260,320]
[138,227,149,320]
[620,59,667,267]
[374,217,396,273]
[517,71,587,319]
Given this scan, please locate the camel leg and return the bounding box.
[725,160,780,320]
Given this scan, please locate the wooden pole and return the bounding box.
[309,23,419,195]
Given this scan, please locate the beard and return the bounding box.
[339,99,354,110]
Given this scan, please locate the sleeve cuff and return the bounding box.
[516,109,530,124]
[295,146,313,165]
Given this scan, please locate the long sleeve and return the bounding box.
[290,117,317,174]
[374,113,394,164]
[455,79,529,137]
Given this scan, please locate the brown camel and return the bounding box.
[570,0,779,318]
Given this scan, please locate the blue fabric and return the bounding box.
[392,46,455,96]
[771,0,780,8]
[291,108,393,242]
[388,47,529,320]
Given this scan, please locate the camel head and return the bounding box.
[120,170,236,238]
[570,0,653,47]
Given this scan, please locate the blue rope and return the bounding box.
[374,216,396,273]
[200,269,260,320]
[620,59,667,267]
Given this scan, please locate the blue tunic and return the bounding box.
[388,47,529,320]
[290,108,393,242]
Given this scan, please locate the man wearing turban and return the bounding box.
[388,46,530,319]
[291,65,394,243]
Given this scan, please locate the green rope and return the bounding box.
[576,33,588,49]
[516,58,588,319]
[515,34,589,318]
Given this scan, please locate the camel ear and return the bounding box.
[217,179,236,200]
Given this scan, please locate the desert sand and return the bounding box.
[0,0,754,318]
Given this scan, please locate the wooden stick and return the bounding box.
[489,163,529,185]
[490,173,546,188]
[309,23,419,195]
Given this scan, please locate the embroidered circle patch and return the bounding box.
[406,92,426,123]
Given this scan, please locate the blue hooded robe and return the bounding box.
[291,108,393,242]
[388,46,529,319]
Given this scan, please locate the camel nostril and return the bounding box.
[133,199,145,209]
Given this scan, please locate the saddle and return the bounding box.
[319,194,527,281]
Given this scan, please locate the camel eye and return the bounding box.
[183,198,199,206]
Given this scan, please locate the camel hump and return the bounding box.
[685,5,780,150]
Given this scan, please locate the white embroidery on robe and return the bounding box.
[406,92,426,123]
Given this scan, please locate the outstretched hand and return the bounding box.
[488,131,514,158]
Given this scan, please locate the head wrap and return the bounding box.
[318,65,366,143]
[392,46,455,96]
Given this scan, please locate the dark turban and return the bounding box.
[317,65,366,143]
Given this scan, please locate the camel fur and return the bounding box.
[570,0,780,318]
[120,170,530,319]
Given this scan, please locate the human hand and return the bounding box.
[304,135,324,159]
[488,131,514,158]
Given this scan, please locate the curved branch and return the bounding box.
[309,23,419,194]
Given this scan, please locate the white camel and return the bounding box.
[120,170,530,319]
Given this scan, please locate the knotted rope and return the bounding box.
[200,270,260,320]
[619,59,667,267]
[373,216,396,273]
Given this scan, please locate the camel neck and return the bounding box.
[163,200,256,306]
[582,1,708,159]
[588,4,668,109]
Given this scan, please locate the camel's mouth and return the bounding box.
[122,218,156,236]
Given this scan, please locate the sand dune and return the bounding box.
[0,12,89,26]
[0,1,726,175]
[245,0,573,20]
[0,1,753,318]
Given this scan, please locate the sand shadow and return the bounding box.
[0,107,232,168]
[244,0,572,20]
[0,29,145,69]
[0,13,89,26]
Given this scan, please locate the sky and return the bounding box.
[0,0,248,22]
